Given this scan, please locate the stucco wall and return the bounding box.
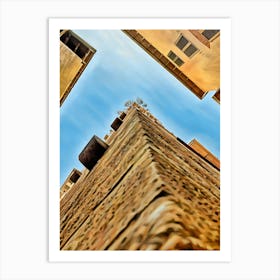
[137,30,220,92]
[60,42,83,103]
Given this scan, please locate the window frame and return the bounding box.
[201,29,220,42]
[175,34,199,58]
[167,50,184,67]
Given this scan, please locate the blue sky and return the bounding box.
[60,30,220,185]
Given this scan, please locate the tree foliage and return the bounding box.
[124,100,133,107]
[124,97,148,110]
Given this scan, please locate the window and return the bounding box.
[175,35,199,58]
[167,50,176,61]
[60,30,90,60]
[167,51,184,67]
[184,44,198,57]
[176,36,189,50]
[174,57,184,67]
[201,30,219,40]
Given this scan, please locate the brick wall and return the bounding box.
[60,106,220,250]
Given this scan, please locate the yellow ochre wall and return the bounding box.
[60,42,83,103]
[137,30,220,93]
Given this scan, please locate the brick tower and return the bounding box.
[60,104,220,250]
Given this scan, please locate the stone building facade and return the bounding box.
[60,105,220,250]
[60,30,96,106]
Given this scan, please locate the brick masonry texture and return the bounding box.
[60,106,220,250]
